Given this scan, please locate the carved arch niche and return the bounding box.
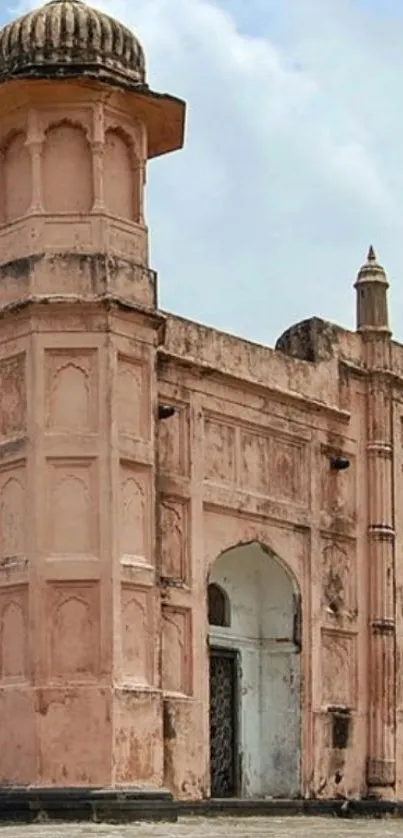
[104,127,140,222]
[0,131,32,224]
[48,583,99,680]
[0,587,28,682]
[43,120,93,214]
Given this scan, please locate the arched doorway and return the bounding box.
[208,541,301,799]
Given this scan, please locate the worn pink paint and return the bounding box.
[0,0,400,806]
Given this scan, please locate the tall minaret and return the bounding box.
[355,249,395,795]
[0,0,185,807]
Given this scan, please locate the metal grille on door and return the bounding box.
[209,649,237,797]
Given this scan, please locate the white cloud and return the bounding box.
[9,0,403,344]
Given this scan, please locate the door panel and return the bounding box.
[209,647,238,797]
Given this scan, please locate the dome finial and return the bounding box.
[367,245,376,262]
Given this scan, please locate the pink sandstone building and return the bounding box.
[0,0,400,816]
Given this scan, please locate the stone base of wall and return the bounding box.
[3,790,403,823]
[0,787,177,823]
[178,798,403,819]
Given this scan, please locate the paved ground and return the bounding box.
[2,818,403,837]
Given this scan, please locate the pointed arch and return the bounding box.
[209,538,301,595]
[208,539,301,799]
[2,130,31,223]
[43,120,93,213]
[104,127,138,221]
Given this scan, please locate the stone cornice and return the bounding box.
[0,292,167,342]
[340,357,403,391]
[157,348,351,423]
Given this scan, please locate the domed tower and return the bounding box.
[0,0,185,807]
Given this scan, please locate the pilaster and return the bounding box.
[365,337,396,794]
[26,108,44,213]
[109,304,165,788]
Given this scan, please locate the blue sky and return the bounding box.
[3,0,403,347]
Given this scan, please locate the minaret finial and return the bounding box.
[367,245,376,262]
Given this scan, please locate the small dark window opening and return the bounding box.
[292,593,302,651]
[331,708,350,750]
[208,583,230,627]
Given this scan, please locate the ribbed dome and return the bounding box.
[355,245,388,287]
[0,0,146,89]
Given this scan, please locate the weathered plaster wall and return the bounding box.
[0,302,164,788]
[0,291,376,799]
[157,312,369,801]
[161,313,343,409]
